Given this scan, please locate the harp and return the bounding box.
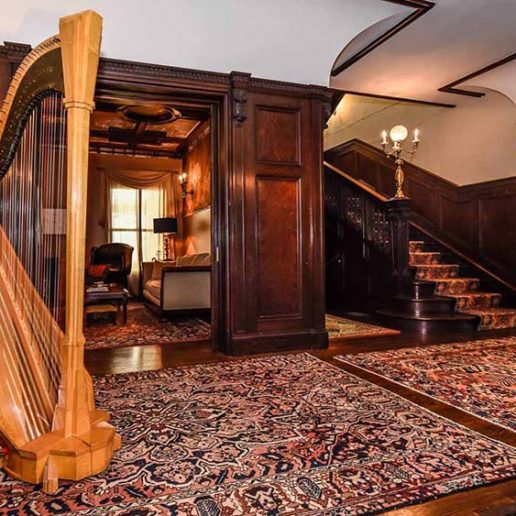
[0,11,119,493]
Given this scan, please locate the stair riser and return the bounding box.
[434,279,480,295]
[414,266,459,280]
[409,242,425,253]
[452,295,502,310]
[477,313,516,330]
[393,298,457,316]
[376,313,479,333]
[409,253,441,265]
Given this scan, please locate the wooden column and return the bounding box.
[52,9,102,436]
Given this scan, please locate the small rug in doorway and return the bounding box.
[336,337,516,431]
[84,303,211,351]
[1,354,514,515]
[326,313,400,340]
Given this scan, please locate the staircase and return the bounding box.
[324,159,516,333]
[408,230,516,331]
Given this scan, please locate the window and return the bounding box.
[110,182,165,293]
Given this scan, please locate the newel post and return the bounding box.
[387,197,412,294]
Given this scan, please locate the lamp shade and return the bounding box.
[153,217,177,234]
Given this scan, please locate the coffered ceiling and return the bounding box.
[90,101,209,158]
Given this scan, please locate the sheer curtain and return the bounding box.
[106,171,173,295]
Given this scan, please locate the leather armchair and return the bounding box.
[90,243,134,288]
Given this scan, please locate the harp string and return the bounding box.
[0,91,67,439]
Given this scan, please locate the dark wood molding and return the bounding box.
[90,55,331,356]
[338,89,455,109]
[325,139,516,290]
[438,52,516,98]
[331,0,435,76]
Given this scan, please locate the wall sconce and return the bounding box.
[381,125,420,199]
[178,172,194,199]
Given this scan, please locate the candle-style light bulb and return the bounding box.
[413,128,420,143]
[381,130,388,145]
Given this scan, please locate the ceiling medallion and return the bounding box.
[119,105,182,124]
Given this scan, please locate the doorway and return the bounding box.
[84,97,222,352]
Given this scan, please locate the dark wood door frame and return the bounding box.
[94,58,232,352]
[93,58,334,355]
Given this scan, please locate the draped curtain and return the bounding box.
[100,169,177,295]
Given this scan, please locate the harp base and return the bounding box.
[2,409,121,494]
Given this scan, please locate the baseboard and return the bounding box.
[223,328,328,356]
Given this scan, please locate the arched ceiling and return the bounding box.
[0,0,407,86]
[331,0,516,106]
[462,59,516,106]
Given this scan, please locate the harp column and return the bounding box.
[53,10,103,437]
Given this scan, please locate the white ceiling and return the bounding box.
[331,0,516,105]
[0,0,406,86]
[463,59,516,106]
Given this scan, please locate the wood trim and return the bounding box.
[338,89,455,109]
[324,160,388,202]
[438,52,516,98]
[163,265,211,273]
[331,0,435,76]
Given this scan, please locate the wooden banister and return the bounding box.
[324,160,388,202]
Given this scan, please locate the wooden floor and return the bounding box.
[85,321,516,516]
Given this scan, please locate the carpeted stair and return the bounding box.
[409,240,516,330]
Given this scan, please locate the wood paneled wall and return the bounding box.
[1,45,332,355]
[227,76,329,354]
[326,139,516,288]
[183,121,211,216]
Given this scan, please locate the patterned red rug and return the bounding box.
[1,354,514,515]
[84,303,211,350]
[336,337,516,431]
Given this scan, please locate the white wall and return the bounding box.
[325,91,516,185]
[0,0,405,86]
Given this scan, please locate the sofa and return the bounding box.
[141,253,211,315]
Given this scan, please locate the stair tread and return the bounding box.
[377,308,479,322]
[463,308,516,315]
[433,277,480,282]
[413,264,458,268]
[445,292,502,298]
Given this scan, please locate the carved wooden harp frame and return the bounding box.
[0,11,120,493]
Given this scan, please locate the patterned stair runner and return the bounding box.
[409,241,516,330]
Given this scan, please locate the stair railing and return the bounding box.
[324,161,412,305]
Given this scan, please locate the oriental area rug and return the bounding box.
[326,313,400,340]
[336,337,516,431]
[84,303,211,351]
[1,354,515,515]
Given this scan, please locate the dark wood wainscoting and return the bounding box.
[227,76,330,354]
[325,139,516,289]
